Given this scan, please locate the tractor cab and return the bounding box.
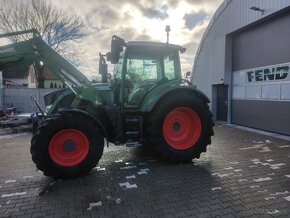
[100,36,186,109]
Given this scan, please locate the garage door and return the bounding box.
[231,11,290,135]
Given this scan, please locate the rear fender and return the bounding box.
[140,86,210,112]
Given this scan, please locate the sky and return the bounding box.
[0,0,223,80]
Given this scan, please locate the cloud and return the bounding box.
[184,11,207,30]
[50,0,224,79]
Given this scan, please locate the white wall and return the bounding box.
[192,0,290,110]
[3,88,60,113]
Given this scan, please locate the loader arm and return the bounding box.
[0,29,99,104]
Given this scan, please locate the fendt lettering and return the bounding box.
[247,66,289,83]
[0,47,15,54]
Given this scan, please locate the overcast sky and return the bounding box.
[1,0,223,80]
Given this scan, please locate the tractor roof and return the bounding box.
[126,41,186,53]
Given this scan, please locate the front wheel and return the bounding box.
[146,92,214,162]
[31,112,104,179]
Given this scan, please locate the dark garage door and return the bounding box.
[231,10,290,135]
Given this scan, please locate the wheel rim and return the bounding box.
[163,107,202,150]
[48,129,89,167]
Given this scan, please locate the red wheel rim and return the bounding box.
[48,129,89,167]
[163,107,202,150]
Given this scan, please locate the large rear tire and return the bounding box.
[30,112,104,179]
[146,92,214,162]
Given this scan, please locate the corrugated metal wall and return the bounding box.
[192,0,290,114]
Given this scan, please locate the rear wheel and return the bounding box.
[146,92,214,162]
[31,112,104,179]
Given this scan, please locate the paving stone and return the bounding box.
[0,125,289,217]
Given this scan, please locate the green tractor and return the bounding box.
[0,29,214,179]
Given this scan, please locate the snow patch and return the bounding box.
[285,175,290,178]
[265,197,276,200]
[211,173,233,178]
[250,185,260,189]
[1,191,27,198]
[239,144,265,150]
[115,160,123,163]
[238,179,247,182]
[23,176,33,179]
[96,167,106,171]
[251,159,259,162]
[259,146,271,152]
[270,163,286,170]
[120,166,137,170]
[125,175,136,179]
[120,165,137,170]
[253,177,272,182]
[234,169,243,172]
[270,191,289,196]
[266,159,274,162]
[0,133,29,140]
[252,141,264,144]
[87,201,102,210]
[4,180,16,183]
[279,145,290,148]
[211,187,222,191]
[119,182,137,189]
[267,210,279,214]
[284,196,290,201]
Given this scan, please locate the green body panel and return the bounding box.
[139,80,209,112]
[139,79,186,112]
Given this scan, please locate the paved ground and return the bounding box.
[0,124,289,218]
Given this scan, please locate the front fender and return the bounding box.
[58,109,112,143]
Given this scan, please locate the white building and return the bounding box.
[192,0,290,135]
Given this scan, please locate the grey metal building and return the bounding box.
[192,0,290,135]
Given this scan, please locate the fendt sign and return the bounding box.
[247,65,289,83]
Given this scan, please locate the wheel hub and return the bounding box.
[63,140,76,152]
[172,122,181,131]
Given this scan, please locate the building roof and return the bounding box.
[2,67,29,79]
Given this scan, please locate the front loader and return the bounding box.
[0,30,214,179]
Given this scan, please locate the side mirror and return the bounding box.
[108,35,125,64]
[99,53,108,83]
